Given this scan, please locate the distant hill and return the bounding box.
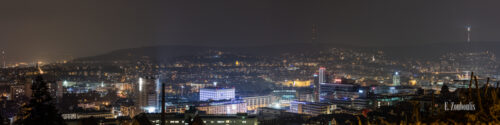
[74,42,500,63]
[73,43,352,63]
[380,42,500,60]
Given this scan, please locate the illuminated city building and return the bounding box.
[164,105,188,114]
[393,72,400,86]
[196,100,247,115]
[313,72,320,102]
[409,79,417,86]
[319,67,326,84]
[243,95,274,112]
[188,82,213,93]
[112,98,137,118]
[319,83,360,101]
[280,80,311,87]
[56,81,64,99]
[199,87,235,101]
[370,86,418,95]
[298,90,315,102]
[61,111,115,120]
[289,101,336,116]
[272,89,296,107]
[44,81,63,102]
[9,85,26,100]
[315,67,332,102]
[137,77,161,113]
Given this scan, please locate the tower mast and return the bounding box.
[2,49,5,68]
[466,24,472,51]
[312,24,318,44]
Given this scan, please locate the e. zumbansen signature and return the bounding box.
[444,102,475,111]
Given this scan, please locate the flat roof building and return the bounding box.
[199,87,235,101]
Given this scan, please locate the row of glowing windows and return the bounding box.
[153,120,247,124]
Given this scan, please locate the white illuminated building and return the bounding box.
[197,86,244,115]
[196,100,247,115]
[199,87,235,101]
[393,72,400,86]
[319,67,326,83]
[137,77,161,113]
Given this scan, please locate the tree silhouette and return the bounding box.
[15,75,65,125]
[440,84,450,100]
[80,117,98,125]
[0,112,4,125]
[185,114,205,125]
[132,113,152,125]
[440,84,450,95]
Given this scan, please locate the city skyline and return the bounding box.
[1,0,500,124]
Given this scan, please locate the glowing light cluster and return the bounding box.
[139,77,143,92]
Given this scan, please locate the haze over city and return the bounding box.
[1,0,500,62]
[1,0,500,125]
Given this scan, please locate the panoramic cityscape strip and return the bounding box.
[1,0,500,125]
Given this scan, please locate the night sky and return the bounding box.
[1,0,500,62]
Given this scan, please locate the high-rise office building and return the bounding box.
[137,77,160,113]
[315,67,329,102]
[393,72,400,86]
[319,67,326,84]
[313,72,320,102]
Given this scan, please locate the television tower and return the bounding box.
[465,24,472,49]
[1,49,5,68]
[466,24,471,43]
[312,24,318,43]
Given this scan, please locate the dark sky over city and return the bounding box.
[1,0,500,62]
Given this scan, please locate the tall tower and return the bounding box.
[312,24,318,43]
[137,77,160,113]
[2,49,5,68]
[319,67,326,84]
[313,72,319,102]
[466,24,472,44]
[315,67,326,102]
[155,77,161,112]
[465,24,472,53]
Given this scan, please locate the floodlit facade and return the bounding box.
[196,100,247,115]
[243,95,274,111]
[137,77,160,113]
[393,72,400,86]
[289,101,336,116]
[199,87,235,101]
